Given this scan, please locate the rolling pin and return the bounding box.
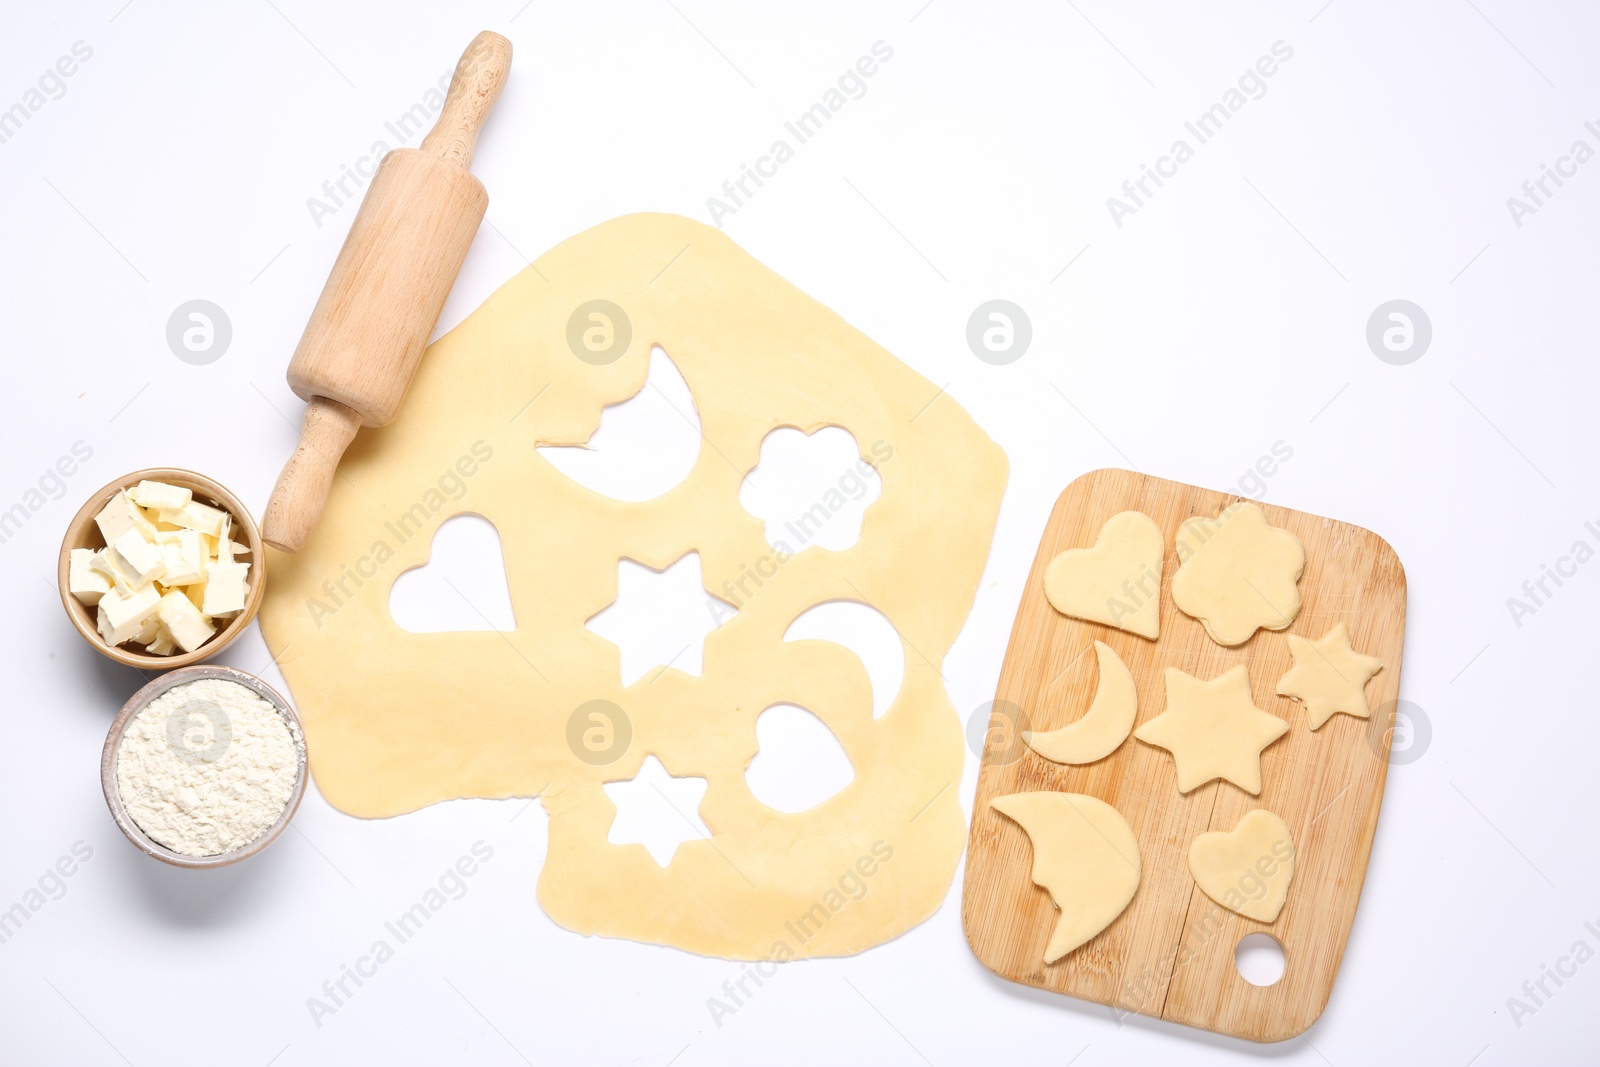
[262,31,512,553]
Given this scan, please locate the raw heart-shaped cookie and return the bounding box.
[1188,809,1295,923]
[1042,510,1163,639]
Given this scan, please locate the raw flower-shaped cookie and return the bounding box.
[1276,622,1383,729]
[1135,665,1288,794]
[1171,502,1304,646]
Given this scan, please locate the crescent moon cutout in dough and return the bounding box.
[1022,641,1137,765]
[990,791,1141,963]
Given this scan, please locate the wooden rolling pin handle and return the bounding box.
[261,397,363,553]
[421,31,512,171]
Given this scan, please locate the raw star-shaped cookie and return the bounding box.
[1276,622,1384,729]
[1135,665,1288,794]
[1171,502,1304,646]
[1189,809,1295,923]
[1043,511,1163,639]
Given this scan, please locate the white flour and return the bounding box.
[116,678,303,857]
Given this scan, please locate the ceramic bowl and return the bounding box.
[58,468,265,669]
[101,664,307,869]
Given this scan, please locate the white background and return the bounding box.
[3,1,1597,1064]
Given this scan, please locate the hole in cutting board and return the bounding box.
[744,704,855,812]
[586,552,736,686]
[783,601,903,720]
[739,426,882,554]
[389,514,516,632]
[1235,932,1286,986]
[538,345,701,502]
[602,755,711,867]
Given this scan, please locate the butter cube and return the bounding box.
[92,545,142,596]
[133,614,162,647]
[94,490,156,544]
[155,590,215,653]
[68,548,112,605]
[157,500,227,538]
[108,529,166,589]
[96,583,161,646]
[201,560,249,616]
[146,625,176,656]
[158,529,205,587]
[131,480,192,511]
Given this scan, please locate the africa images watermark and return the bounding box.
[304,440,495,628]
[1116,834,1292,1021]
[705,840,895,1028]
[1504,119,1600,229]
[0,439,94,549]
[1106,40,1295,228]
[705,41,895,227]
[1505,916,1600,1030]
[0,40,94,148]
[301,31,502,231]
[0,841,95,948]
[1504,517,1600,629]
[305,841,495,1028]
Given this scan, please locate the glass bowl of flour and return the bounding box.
[102,665,307,868]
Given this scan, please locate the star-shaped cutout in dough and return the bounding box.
[1275,622,1384,729]
[586,552,735,686]
[603,756,712,866]
[1134,665,1288,794]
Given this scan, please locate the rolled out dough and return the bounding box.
[258,213,1008,959]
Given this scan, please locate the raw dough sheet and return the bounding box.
[259,213,1008,959]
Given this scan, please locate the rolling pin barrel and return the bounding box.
[263,31,511,553]
[283,149,488,424]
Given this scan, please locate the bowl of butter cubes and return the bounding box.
[58,469,265,669]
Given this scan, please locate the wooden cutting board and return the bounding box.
[961,468,1407,1042]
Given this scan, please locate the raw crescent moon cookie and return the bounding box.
[991,791,1141,963]
[1171,502,1305,646]
[1022,641,1137,764]
[1189,809,1295,923]
[1042,511,1163,639]
[259,213,1009,960]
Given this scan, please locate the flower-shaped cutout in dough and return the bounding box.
[1171,502,1305,647]
[1276,622,1384,729]
[1134,665,1288,794]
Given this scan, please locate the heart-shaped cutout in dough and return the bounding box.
[1188,809,1295,923]
[1042,511,1163,639]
